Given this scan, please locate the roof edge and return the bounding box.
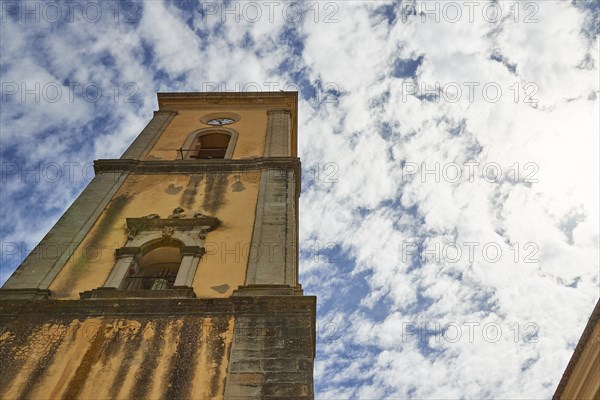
[553,297,600,399]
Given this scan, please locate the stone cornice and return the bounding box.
[79,287,197,300]
[153,110,178,116]
[180,246,205,257]
[94,158,301,195]
[115,247,142,258]
[0,289,51,300]
[0,296,317,317]
[94,157,300,174]
[157,91,297,109]
[126,216,220,233]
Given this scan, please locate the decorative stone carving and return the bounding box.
[198,227,209,240]
[115,247,142,258]
[105,210,219,294]
[127,226,138,240]
[126,212,219,233]
[169,207,185,218]
[162,226,175,239]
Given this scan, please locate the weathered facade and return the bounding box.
[0,92,315,399]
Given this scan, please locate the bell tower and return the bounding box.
[0,92,315,399]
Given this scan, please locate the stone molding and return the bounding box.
[94,157,300,175]
[157,92,297,109]
[0,288,52,301]
[180,127,239,160]
[115,247,142,258]
[180,246,205,257]
[232,284,303,296]
[0,295,316,317]
[112,245,204,261]
[126,215,220,233]
[79,287,197,300]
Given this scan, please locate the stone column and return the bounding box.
[264,109,291,157]
[245,168,299,288]
[103,247,140,289]
[243,109,299,292]
[174,246,204,287]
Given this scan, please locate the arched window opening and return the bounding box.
[94,211,220,298]
[191,132,231,159]
[123,239,182,290]
[180,128,238,160]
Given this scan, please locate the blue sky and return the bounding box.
[1,1,599,398]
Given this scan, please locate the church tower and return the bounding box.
[0,92,315,399]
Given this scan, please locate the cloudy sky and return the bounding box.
[1,0,599,398]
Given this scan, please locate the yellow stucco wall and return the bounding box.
[48,103,273,299]
[0,316,234,399]
[49,170,260,299]
[146,107,269,160]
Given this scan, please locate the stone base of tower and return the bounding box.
[0,295,315,399]
[224,293,315,399]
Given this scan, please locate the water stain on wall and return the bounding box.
[16,323,66,400]
[165,184,183,195]
[0,320,66,398]
[106,321,145,398]
[181,175,202,209]
[130,320,167,398]
[211,284,230,294]
[62,324,107,399]
[164,318,203,399]
[202,174,227,214]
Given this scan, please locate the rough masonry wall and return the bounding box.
[0,299,234,400]
[0,296,315,400]
[263,110,291,157]
[224,296,316,399]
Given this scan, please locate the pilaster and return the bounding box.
[120,110,177,160]
[2,172,128,294]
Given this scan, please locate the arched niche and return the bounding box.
[100,210,219,296]
[180,127,239,159]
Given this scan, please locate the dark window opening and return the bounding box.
[123,264,179,290]
[123,244,181,290]
[191,133,230,159]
